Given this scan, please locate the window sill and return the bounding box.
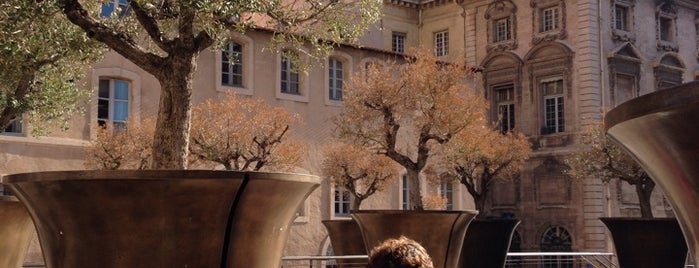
[216,84,253,96]
[276,92,309,103]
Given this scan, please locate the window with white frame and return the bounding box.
[495,84,515,133]
[401,175,411,210]
[542,79,564,134]
[434,31,449,57]
[392,32,406,53]
[328,57,344,101]
[98,78,130,128]
[614,4,630,31]
[540,7,559,32]
[494,17,512,42]
[440,182,454,211]
[280,52,300,95]
[221,41,243,87]
[334,189,351,217]
[101,0,129,17]
[2,118,22,134]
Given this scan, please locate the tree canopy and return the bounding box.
[320,142,399,210]
[0,0,104,134]
[334,48,487,209]
[55,0,381,169]
[439,125,531,216]
[189,93,304,171]
[565,121,655,218]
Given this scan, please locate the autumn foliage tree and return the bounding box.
[189,94,304,172]
[54,0,381,169]
[439,125,531,217]
[334,48,487,209]
[320,142,399,210]
[565,122,655,218]
[85,117,155,170]
[0,0,103,134]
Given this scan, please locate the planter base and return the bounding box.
[0,196,34,268]
[601,217,687,268]
[6,170,319,268]
[352,210,477,268]
[459,219,520,268]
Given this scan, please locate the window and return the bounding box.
[659,16,674,42]
[328,58,343,101]
[392,32,406,53]
[495,84,515,133]
[494,17,512,42]
[0,184,11,196]
[280,52,300,95]
[541,7,559,32]
[101,0,129,17]
[541,226,573,268]
[440,182,453,211]
[401,175,411,210]
[614,5,629,31]
[542,79,564,134]
[2,118,22,134]
[221,42,243,87]
[98,78,130,128]
[434,31,449,57]
[334,189,351,217]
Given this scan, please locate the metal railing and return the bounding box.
[280,252,618,268]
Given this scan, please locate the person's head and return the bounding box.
[366,236,434,268]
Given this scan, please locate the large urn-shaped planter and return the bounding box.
[352,210,477,268]
[322,219,367,267]
[0,196,35,268]
[4,170,319,268]
[458,218,520,268]
[600,217,687,268]
[605,81,699,264]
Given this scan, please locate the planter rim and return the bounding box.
[605,81,699,132]
[3,169,319,184]
[351,209,478,215]
[599,217,678,222]
[0,196,19,202]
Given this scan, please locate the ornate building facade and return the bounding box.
[2,0,698,264]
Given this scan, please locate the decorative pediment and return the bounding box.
[485,0,517,19]
[610,42,642,62]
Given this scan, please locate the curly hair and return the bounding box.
[366,236,434,268]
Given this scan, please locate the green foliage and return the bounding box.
[0,0,104,135]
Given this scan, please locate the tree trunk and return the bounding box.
[635,178,655,218]
[150,53,197,169]
[406,169,423,210]
[352,197,362,211]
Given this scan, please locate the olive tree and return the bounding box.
[334,48,487,209]
[440,125,531,217]
[57,0,381,168]
[0,0,103,134]
[320,142,399,210]
[565,122,655,218]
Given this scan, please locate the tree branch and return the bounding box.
[128,1,171,51]
[59,0,164,73]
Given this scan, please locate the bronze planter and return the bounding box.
[5,170,319,268]
[458,218,520,268]
[352,210,477,268]
[600,217,687,268]
[0,196,35,268]
[606,81,699,264]
[322,219,367,267]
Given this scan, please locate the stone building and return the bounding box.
[2,0,698,265]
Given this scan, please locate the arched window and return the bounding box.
[541,226,573,268]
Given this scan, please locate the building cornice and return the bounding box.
[383,0,461,9]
